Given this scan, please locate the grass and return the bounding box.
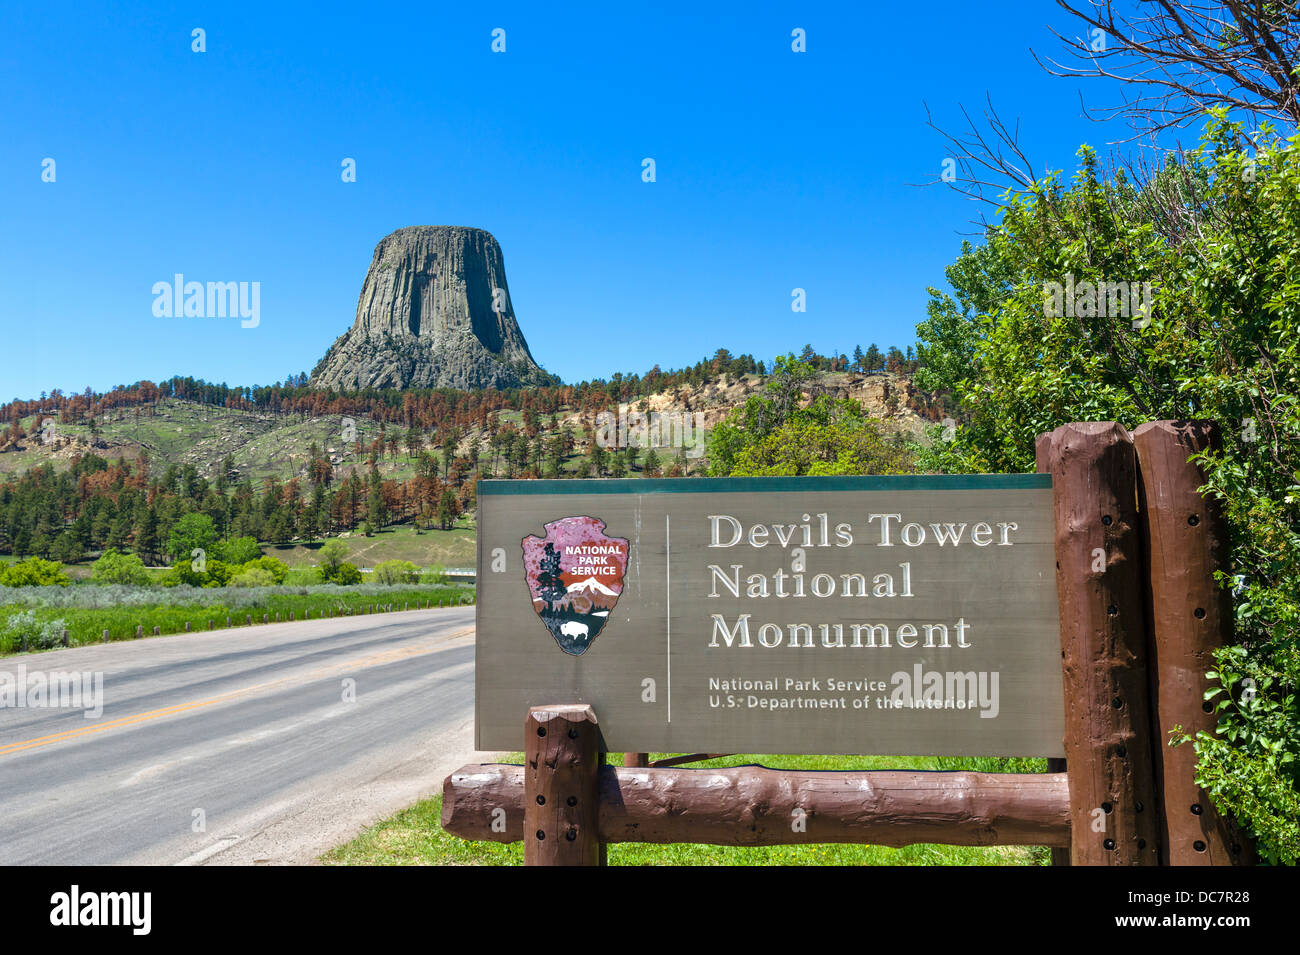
[322,752,1052,866]
[269,522,476,570]
[0,584,474,654]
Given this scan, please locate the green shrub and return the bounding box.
[3,610,68,649]
[237,555,288,585]
[331,562,362,585]
[166,512,217,563]
[90,549,151,585]
[316,538,349,582]
[161,556,231,588]
[228,566,276,588]
[912,115,1300,862]
[0,558,71,588]
[217,536,262,565]
[373,559,420,585]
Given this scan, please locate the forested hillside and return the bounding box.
[0,344,932,566]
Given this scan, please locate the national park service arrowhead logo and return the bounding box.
[522,516,628,655]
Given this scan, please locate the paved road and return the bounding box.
[0,608,481,865]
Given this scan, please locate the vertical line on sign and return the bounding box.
[666,512,671,723]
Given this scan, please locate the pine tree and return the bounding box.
[136,504,159,563]
[537,543,566,610]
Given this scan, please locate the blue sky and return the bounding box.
[0,1,1147,400]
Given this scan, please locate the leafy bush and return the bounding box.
[373,559,420,585]
[0,557,71,588]
[227,566,276,587]
[161,557,232,588]
[316,538,349,582]
[1170,644,1300,864]
[166,512,217,563]
[3,610,68,650]
[217,536,262,565]
[90,549,151,585]
[331,562,362,585]
[914,115,1300,862]
[237,555,288,585]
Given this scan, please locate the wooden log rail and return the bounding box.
[444,762,1071,848]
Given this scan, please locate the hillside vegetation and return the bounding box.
[0,346,933,575]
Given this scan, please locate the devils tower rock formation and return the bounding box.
[310,226,547,391]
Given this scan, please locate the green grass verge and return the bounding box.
[0,585,473,654]
[322,752,1052,866]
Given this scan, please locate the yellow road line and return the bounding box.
[0,627,473,759]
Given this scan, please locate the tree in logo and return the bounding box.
[536,542,566,611]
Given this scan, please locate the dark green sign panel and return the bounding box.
[476,474,1066,757]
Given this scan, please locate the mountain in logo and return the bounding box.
[563,576,621,612]
[522,516,629,655]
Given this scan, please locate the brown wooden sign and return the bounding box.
[476,474,1065,757]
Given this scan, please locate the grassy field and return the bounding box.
[268,522,476,570]
[322,752,1052,866]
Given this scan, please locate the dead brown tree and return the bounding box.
[1037,1,1300,138]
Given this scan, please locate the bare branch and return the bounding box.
[1035,1,1300,138]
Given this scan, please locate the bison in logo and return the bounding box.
[522,516,628,655]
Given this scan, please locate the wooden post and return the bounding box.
[1045,422,1160,865]
[153,626,159,636]
[136,625,143,639]
[624,753,650,768]
[524,704,602,866]
[62,629,69,647]
[102,629,109,643]
[1036,432,1070,867]
[1133,420,1256,865]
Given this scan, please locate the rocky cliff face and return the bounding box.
[311,226,545,391]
